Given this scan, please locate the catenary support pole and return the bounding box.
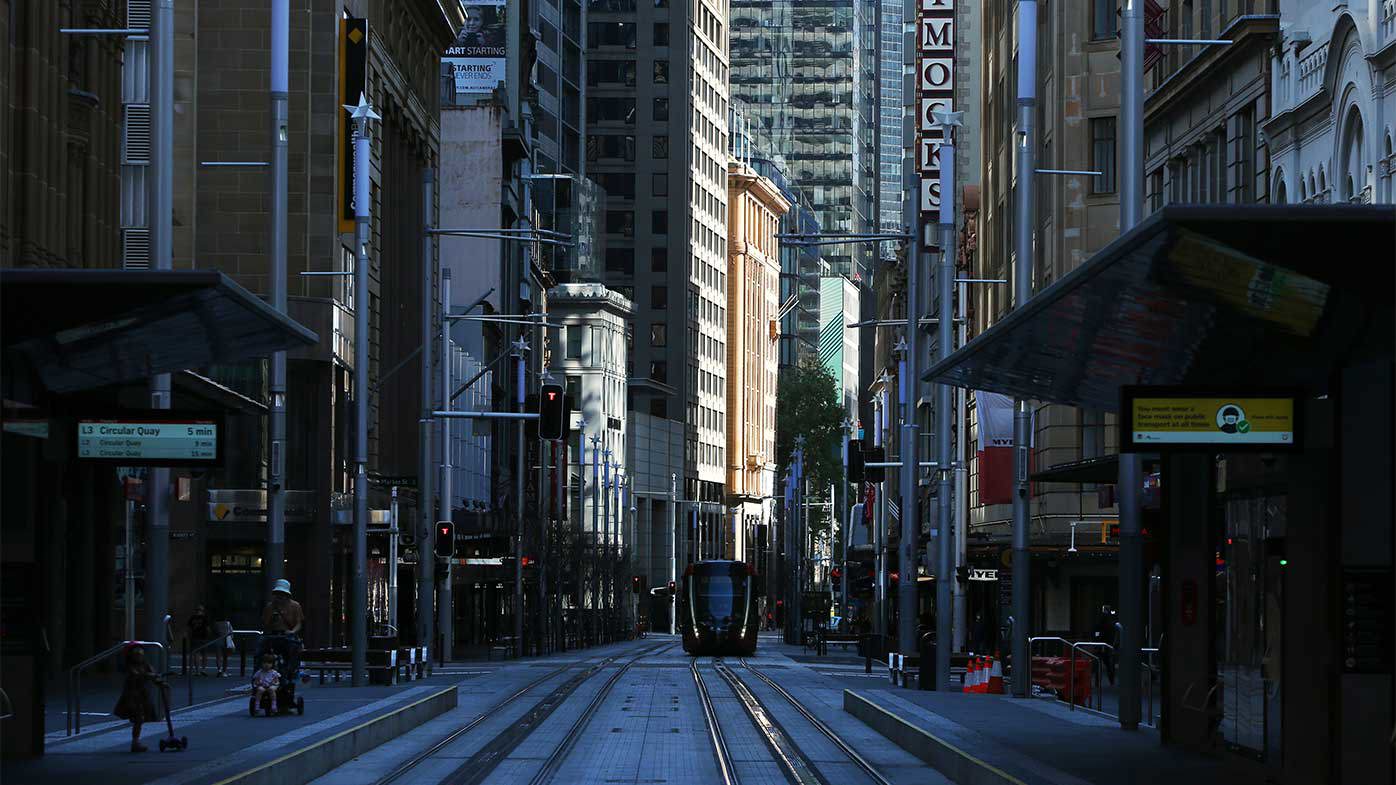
[389,487,399,634]
[591,435,601,643]
[899,241,923,659]
[935,121,959,691]
[1011,0,1037,699]
[348,96,378,686]
[144,0,174,655]
[669,473,678,635]
[953,283,969,653]
[418,168,436,657]
[840,427,849,620]
[873,389,886,637]
[602,451,612,639]
[266,0,288,597]
[513,341,527,654]
[1117,0,1145,730]
[438,269,453,662]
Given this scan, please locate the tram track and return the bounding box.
[697,656,895,785]
[370,641,673,785]
[690,659,739,785]
[525,641,679,785]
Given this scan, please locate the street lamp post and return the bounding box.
[345,94,380,686]
[512,338,528,655]
[933,111,963,692]
[669,473,678,635]
[590,434,601,643]
[266,0,289,598]
[438,269,453,662]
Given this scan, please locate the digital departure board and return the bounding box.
[76,414,224,466]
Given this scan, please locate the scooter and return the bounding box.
[156,682,188,751]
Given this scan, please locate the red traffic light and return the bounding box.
[434,521,455,559]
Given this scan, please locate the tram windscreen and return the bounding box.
[693,574,737,621]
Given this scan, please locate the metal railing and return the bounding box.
[68,640,166,736]
[178,629,262,706]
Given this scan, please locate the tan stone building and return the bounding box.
[725,161,789,560]
[969,0,1127,642]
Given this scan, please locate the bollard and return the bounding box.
[864,634,873,674]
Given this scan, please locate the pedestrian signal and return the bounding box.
[539,383,566,440]
[434,521,455,559]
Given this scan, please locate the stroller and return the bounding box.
[252,633,305,716]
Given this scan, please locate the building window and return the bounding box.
[565,375,581,403]
[653,98,669,121]
[1148,169,1164,212]
[653,135,669,159]
[652,210,668,234]
[605,247,634,273]
[1090,117,1117,194]
[606,211,635,236]
[651,285,668,308]
[566,327,583,359]
[587,60,637,87]
[587,134,636,162]
[651,323,667,347]
[650,397,667,417]
[588,21,637,48]
[652,173,668,196]
[1092,0,1117,39]
[651,248,668,272]
[653,61,670,83]
[588,96,636,124]
[654,23,670,46]
[651,361,667,383]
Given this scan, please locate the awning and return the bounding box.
[1030,455,1120,484]
[1,269,319,394]
[924,206,1394,411]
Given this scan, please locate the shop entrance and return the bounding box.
[208,546,265,630]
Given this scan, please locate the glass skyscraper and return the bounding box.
[729,0,877,281]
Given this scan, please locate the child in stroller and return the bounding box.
[251,633,305,716]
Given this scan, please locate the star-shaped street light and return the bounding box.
[343,93,381,126]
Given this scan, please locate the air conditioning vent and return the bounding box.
[124,105,152,163]
[122,229,151,269]
[128,0,153,30]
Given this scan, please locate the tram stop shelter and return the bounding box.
[1,269,318,758]
[922,205,1394,785]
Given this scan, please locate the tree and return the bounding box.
[775,359,845,501]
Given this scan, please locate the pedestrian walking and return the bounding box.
[112,643,164,752]
[187,605,211,674]
[1093,604,1118,684]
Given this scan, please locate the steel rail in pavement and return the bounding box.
[711,658,820,785]
[371,664,572,785]
[690,659,739,785]
[528,641,678,785]
[738,659,895,785]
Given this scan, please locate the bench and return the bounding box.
[301,648,402,685]
[487,637,518,660]
[822,631,861,649]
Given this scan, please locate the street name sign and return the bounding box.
[1121,387,1300,452]
[76,413,224,466]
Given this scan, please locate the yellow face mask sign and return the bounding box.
[1122,389,1299,451]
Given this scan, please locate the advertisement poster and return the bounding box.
[1123,390,1298,450]
[445,1,507,96]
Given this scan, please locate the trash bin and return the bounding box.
[918,632,936,690]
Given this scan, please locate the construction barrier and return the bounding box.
[1030,656,1092,705]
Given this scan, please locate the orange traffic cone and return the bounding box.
[963,658,975,693]
[988,656,1004,694]
[977,657,989,693]
[970,657,982,693]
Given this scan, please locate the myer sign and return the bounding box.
[919,0,955,217]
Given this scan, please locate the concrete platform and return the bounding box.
[845,687,1271,785]
[5,677,459,785]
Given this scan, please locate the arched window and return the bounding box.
[1382,131,1393,202]
[1339,106,1366,202]
[1308,171,1316,200]
[1318,165,1327,195]
[1273,170,1287,204]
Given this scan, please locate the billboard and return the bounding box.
[445,1,507,96]
[1120,388,1301,452]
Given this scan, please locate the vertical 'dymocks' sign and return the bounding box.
[919,0,955,219]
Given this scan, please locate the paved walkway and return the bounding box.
[851,687,1268,785]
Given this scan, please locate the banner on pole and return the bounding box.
[918,0,955,221]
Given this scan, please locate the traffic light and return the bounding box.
[632,575,647,594]
[667,580,676,595]
[539,383,566,440]
[434,521,455,559]
[846,439,864,483]
[864,446,886,482]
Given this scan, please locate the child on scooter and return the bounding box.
[251,654,281,714]
[112,643,164,752]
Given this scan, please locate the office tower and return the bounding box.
[585,0,731,525]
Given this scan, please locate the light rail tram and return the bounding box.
[678,560,760,656]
